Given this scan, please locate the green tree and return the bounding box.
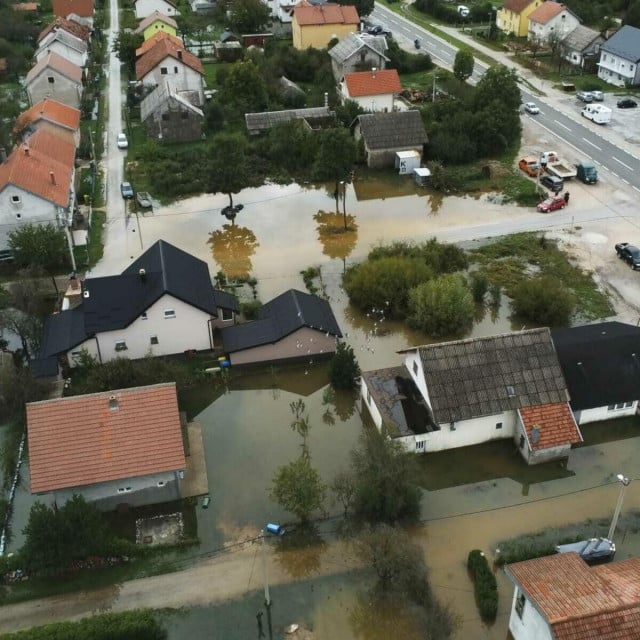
[267,120,319,174]
[229,0,271,33]
[222,59,268,117]
[473,65,521,112]
[625,0,640,26]
[113,30,144,74]
[453,49,474,81]
[270,456,326,522]
[331,470,357,517]
[329,341,361,390]
[312,128,356,210]
[407,273,475,337]
[511,275,575,326]
[208,133,251,209]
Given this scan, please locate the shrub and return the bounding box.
[329,341,360,390]
[467,549,498,620]
[511,275,575,326]
[368,238,468,274]
[240,300,262,320]
[469,271,489,303]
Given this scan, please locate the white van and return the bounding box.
[581,103,612,124]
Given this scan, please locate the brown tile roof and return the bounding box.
[136,31,184,58]
[11,2,40,11]
[529,1,565,24]
[518,402,582,450]
[38,16,91,43]
[52,0,94,18]
[293,2,359,26]
[135,10,178,33]
[344,68,401,97]
[26,50,83,84]
[15,98,81,133]
[507,554,640,639]
[0,140,73,207]
[25,128,76,168]
[502,0,538,14]
[135,38,204,79]
[26,383,186,494]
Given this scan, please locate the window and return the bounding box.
[416,440,424,451]
[157,480,166,487]
[11,195,21,204]
[141,312,148,320]
[162,113,169,121]
[117,486,132,494]
[160,67,168,75]
[150,335,159,345]
[220,307,233,321]
[366,386,371,405]
[496,422,503,430]
[515,591,526,618]
[181,112,188,119]
[519,435,525,449]
[15,213,21,220]
[413,361,418,375]
[115,340,127,351]
[174,66,178,73]
[608,402,633,411]
[164,309,176,319]
[47,76,54,84]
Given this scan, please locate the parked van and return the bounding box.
[581,104,612,124]
[575,161,598,184]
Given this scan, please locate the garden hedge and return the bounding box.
[467,549,498,620]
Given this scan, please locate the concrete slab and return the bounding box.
[135,512,184,546]
[179,422,209,499]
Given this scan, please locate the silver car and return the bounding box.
[576,91,594,103]
[591,90,604,101]
[524,102,540,114]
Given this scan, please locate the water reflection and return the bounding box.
[321,387,357,422]
[427,191,444,214]
[275,524,327,578]
[348,591,424,640]
[207,223,259,279]
[314,210,359,274]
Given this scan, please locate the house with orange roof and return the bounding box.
[360,329,583,463]
[135,0,179,19]
[37,17,91,45]
[506,553,640,640]
[135,10,178,40]
[52,0,93,19]
[136,30,184,58]
[14,98,81,147]
[341,68,401,112]
[528,2,580,44]
[26,383,186,509]
[26,51,83,109]
[136,38,205,106]
[36,26,88,68]
[496,0,544,37]
[292,2,359,50]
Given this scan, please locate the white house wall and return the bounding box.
[574,401,638,425]
[341,85,394,112]
[403,352,432,408]
[361,377,384,429]
[598,52,640,87]
[135,0,180,18]
[27,70,83,109]
[508,588,554,640]
[529,12,579,43]
[36,42,87,68]
[142,61,204,106]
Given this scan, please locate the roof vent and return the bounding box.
[139,268,146,281]
[531,426,540,444]
[83,289,90,298]
[109,395,119,410]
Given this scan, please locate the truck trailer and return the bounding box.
[541,151,577,179]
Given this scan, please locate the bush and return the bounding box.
[240,300,262,320]
[469,271,489,303]
[368,238,468,274]
[511,275,575,326]
[467,549,498,620]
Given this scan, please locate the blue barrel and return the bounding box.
[221,360,230,368]
[266,523,282,535]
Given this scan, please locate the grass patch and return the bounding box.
[202,61,231,90]
[74,209,106,269]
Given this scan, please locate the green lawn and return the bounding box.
[202,61,231,90]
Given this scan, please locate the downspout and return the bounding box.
[208,317,214,350]
[94,336,103,363]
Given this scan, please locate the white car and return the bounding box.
[117,132,128,149]
[524,102,540,114]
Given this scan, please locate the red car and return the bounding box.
[537,195,566,213]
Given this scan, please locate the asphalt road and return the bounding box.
[371,3,640,194]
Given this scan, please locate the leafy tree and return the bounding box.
[473,65,521,112]
[0,367,49,424]
[336,0,374,17]
[453,49,474,81]
[312,128,356,210]
[511,275,575,326]
[267,120,319,174]
[0,307,42,360]
[229,0,271,33]
[407,273,475,337]
[208,133,251,209]
[222,60,268,117]
[386,38,433,74]
[625,0,640,26]
[469,271,489,303]
[270,456,326,522]
[329,341,361,390]
[368,238,468,273]
[113,31,144,74]
[204,99,225,133]
[331,470,357,517]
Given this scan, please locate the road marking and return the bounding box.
[612,156,634,171]
[581,138,602,151]
[553,119,572,132]
[634,186,640,194]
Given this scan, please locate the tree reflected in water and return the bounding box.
[313,210,358,272]
[207,223,259,280]
[349,591,424,640]
[274,524,327,578]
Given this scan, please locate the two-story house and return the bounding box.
[25,51,83,109]
[328,32,389,83]
[527,2,580,45]
[35,28,89,68]
[134,0,179,19]
[496,0,544,37]
[597,25,640,87]
[292,1,359,50]
[135,11,178,41]
[14,98,81,147]
[340,68,402,112]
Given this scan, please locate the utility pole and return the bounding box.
[608,474,630,541]
[261,529,270,607]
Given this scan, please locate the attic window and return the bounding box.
[515,590,526,618]
[413,361,418,375]
[150,335,159,345]
[47,76,54,84]
[220,307,233,321]
[11,195,21,205]
[109,396,119,410]
[164,309,176,319]
[161,67,168,75]
[141,312,148,320]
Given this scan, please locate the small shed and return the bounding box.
[413,167,430,186]
[395,150,421,175]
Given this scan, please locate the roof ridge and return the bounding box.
[157,239,169,291]
[416,327,549,351]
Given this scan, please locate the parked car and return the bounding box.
[537,195,566,212]
[367,24,391,36]
[519,156,543,177]
[617,98,637,109]
[136,191,152,208]
[540,175,564,193]
[615,242,640,269]
[120,181,134,199]
[590,90,604,101]
[576,91,593,103]
[556,538,615,565]
[524,102,540,114]
[117,132,128,149]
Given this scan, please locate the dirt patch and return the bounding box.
[135,513,184,546]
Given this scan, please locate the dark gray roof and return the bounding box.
[416,328,568,424]
[357,111,428,151]
[222,289,342,353]
[30,356,60,378]
[600,25,640,62]
[328,32,388,65]
[40,305,87,357]
[551,321,640,411]
[561,25,603,52]
[245,107,334,134]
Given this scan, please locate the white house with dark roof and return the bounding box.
[361,329,582,464]
[597,25,640,87]
[328,32,389,83]
[221,289,342,366]
[36,240,239,373]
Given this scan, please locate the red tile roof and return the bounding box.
[38,16,91,43]
[136,31,184,58]
[293,2,359,26]
[135,10,178,33]
[502,0,538,14]
[15,98,81,133]
[52,0,94,18]
[135,38,204,80]
[26,127,76,168]
[344,68,402,97]
[529,1,566,24]
[507,554,640,640]
[12,2,40,11]
[26,383,185,494]
[26,50,83,84]
[518,402,582,450]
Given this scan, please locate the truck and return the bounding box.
[575,161,598,184]
[518,156,543,177]
[540,151,577,179]
[581,103,612,124]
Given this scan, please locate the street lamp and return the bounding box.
[607,474,631,541]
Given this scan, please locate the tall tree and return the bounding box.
[208,133,251,209]
[113,31,144,74]
[473,65,521,112]
[270,456,326,522]
[312,128,356,210]
[229,0,271,33]
[453,48,474,81]
[222,60,268,117]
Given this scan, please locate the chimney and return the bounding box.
[372,67,377,77]
[109,395,119,411]
[50,171,56,185]
[177,49,183,60]
[139,268,146,282]
[24,145,29,156]
[324,91,328,107]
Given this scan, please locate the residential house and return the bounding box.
[135,0,179,19]
[189,0,215,14]
[551,321,640,425]
[527,2,580,45]
[0,131,75,254]
[340,68,402,112]
[35,28,89,68]
[136,38,205,107]
[328,32,389,83]
[141,81,204,142]
[360,329,583,464]
[37,240,239,370]
[26,383,186,509]
[26,51,83,109]
[221,289,341,366]
[135,11,178,41]
[506,553,640,640]
[135,31,184,58]
[37,16,92,46]
[52,0,93,18]
[496,0,544,37]
[354,110,428,169]
[292,2,359,50]
[597,25,640,87]
[273,0,296,23]
[561,25,604,70]
[245,106,335,135]
[14,98,81,147]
